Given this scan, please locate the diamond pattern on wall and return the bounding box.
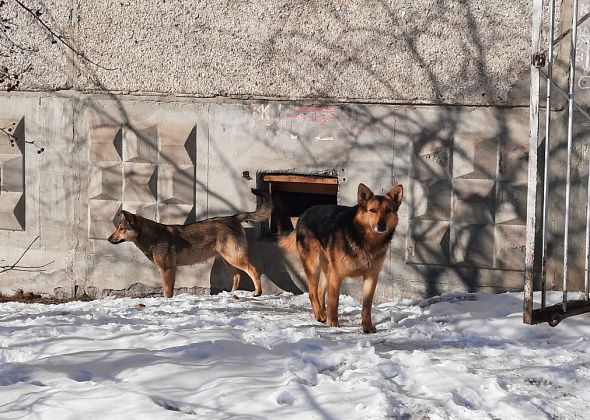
[452,135,498,180]
[409,139,451,180]
[407,138,452,264]
[158,126,196,224]
[452,179,496,224]
[88,122,196,238]
[89,163,122,201]
[122,125,158,220]
[411,179,452,222]
[408,123,527,270]
[123,163,158,204]
[450,224,494,268]
[89,200,121,240]
[495,182,527,225]
[407,220,450,265]
[124,126,158,163]
[88,125,123,239]
[0,118,25,231]
[90,126,122,162]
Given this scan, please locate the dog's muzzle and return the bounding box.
[373,223,388,234]
[107,235,125,244]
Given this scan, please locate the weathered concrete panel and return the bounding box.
[399,106,529,297]
[75,98,207,294]
[0,94,79,296]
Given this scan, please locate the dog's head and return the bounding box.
[108,210,139,244]
[356,183,403,235]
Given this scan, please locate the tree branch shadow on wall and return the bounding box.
[13,0,590,300]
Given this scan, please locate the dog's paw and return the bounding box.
[362,323,377,334]
[251,290,262,297]
[327,318,340,328]
[314,309,327,323]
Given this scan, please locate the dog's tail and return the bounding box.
[277,230,297,253]
[234,189,273,223]
[272,193,298,253]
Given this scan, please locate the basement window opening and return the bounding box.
[260,174,338,238]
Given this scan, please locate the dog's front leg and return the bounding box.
[303,265,325,323]
[326,269,343,328]
[317,274,328,313]
[160,268,176,298]
[155,254,176,298]
[361,273,379,333]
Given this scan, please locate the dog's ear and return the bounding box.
[121,210,136,227]
[386,184,404,209]
[358,183,374,208]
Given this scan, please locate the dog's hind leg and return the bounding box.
[237,260,262,297]
[318,275,327,313]
[221,258,242,292]
[299,241,326,323]
[221,254,262,297]
[317,257,329,313]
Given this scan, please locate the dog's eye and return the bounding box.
[385,208,392,213]
[369,209,377,213]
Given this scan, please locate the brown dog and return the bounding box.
[279,183,403,333]
[108,189,271,297]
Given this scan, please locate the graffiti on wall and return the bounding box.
[250,104,338,141]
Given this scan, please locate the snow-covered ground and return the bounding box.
[0,291,589,420]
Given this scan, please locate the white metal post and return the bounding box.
[541,0,557,310]
[563,0,581,312]
[524,0,543,324]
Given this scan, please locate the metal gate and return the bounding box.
[525,0,590,326]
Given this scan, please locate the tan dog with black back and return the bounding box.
[108,189,271,297]
[279,183,403,333]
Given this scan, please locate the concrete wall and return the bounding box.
[0,0,564,301]
[0,92,530,301]
[3,0,532,103]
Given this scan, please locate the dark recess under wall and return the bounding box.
[260,174,338,237]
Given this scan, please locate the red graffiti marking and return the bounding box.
[288,106,337,126]
[289,112,337,125]
[291,106,337,112]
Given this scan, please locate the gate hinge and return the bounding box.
[533,52,546,68]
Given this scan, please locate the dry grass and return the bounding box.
[0,290,93,305]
